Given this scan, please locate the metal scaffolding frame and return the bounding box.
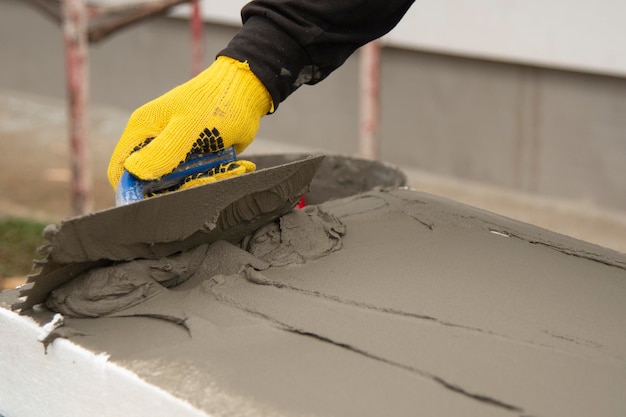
[359,40,382,161]
[24,0,204,215]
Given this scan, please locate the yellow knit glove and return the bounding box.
[107,56,273,189]
[175,159,256,191]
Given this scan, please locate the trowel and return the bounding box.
[12,152,325,312]
[115,146,238,206]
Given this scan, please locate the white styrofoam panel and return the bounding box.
[0,307,206,417]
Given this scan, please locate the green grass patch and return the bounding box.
[0,217,48,278]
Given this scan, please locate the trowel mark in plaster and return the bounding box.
[542,330,604,350]
[382,188,626,271]
[236,265,599,363]
[241,191,624,364]
[498,229,626,270]
[285,328,524,413]
[241,268,482,332]
[211,266,624,415]
[364,190,626,353]
[404,211,435,230]
[322,193,392,219]
[325,192,435,231]
[206,278,524,414]
[298,195,552,349]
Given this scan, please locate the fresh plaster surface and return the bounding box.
[2,187,625,416]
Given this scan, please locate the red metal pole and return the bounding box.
[62,0,92,215]
[190,0,204,76]
[359,40,382,160]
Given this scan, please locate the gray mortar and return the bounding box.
[1,186,624,416]
[3,154,626,416]
[248,153,407,205]
[45,207,346,318]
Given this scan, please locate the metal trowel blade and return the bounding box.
[12,154,325,312]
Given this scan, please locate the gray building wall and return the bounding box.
[1,0,625,212]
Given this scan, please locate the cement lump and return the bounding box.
[46,245,208,318]
[244,206,346,266]
[45,207,346,318]
[13,154,324,311]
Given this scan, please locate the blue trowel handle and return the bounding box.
[116,146,237,206]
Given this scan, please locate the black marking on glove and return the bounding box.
[132,137,154,153]
[191,127,225,155]
[145,162,240,198]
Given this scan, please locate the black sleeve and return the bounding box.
[218,0,415,109]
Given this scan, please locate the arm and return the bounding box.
[108,1,415,190]
[221,0,415,108]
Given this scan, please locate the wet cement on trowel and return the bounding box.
[12,154,324,312]
[5,187,626,416]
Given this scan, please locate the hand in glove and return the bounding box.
[107,56,273,191]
